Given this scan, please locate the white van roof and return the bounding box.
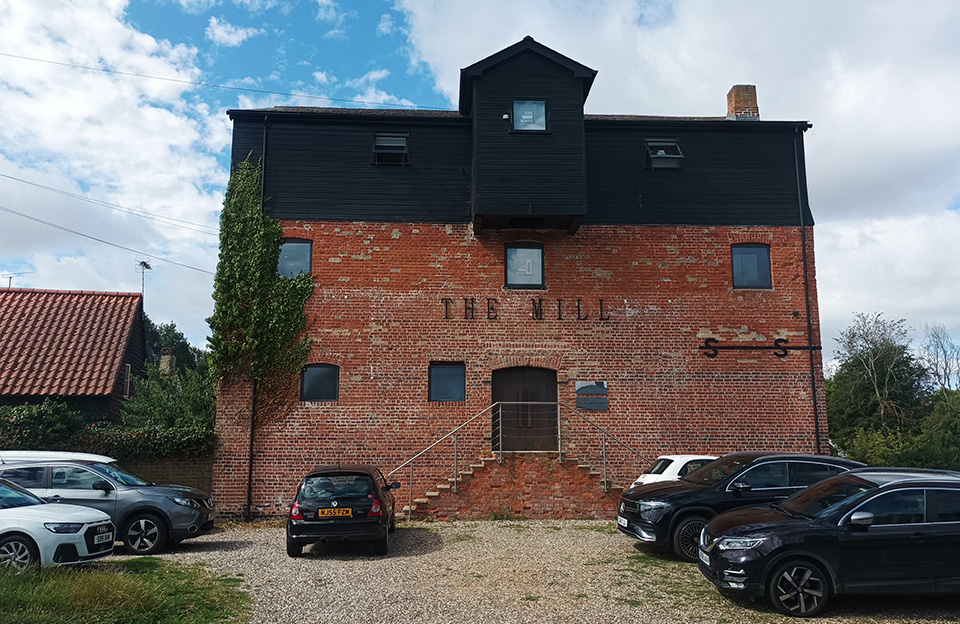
[0,450,117,464]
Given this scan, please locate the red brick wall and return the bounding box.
[124,456,213,495]
[214,222,827,519]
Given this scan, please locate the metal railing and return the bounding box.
[388,401,653,517]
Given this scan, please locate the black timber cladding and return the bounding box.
[228,108,813,227]
[470,50,588,222]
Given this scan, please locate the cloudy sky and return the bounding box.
[1,0,958,361]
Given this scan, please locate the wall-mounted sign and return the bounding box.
[576,380,608,411]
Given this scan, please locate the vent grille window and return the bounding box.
[372,133,408,165]
[645,138,684,169]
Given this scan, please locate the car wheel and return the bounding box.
[286,540,302,558]
[388,512,397,533]
[0,535,39,570]
[373,530,389,556]
[122,513,168,555]
[671,515,707,562]
[768,559,830,617]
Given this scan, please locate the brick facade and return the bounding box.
[214,221,826,519]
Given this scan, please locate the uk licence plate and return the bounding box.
[617,515,627,527]
[698,548,709,566]
[94,532,113,545]
[316,508,352,517]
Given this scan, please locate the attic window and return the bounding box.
[645,139,683,169]
[513,100,546,131]
[372,133,408,165]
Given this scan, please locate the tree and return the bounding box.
[919,322,960,395]
[144,316,207,374]
[206,157,314,418]
[121,364,216,430]
[827,312,931,457]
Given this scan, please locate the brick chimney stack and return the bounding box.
[726,85,759,120]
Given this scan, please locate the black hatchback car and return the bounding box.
[617,452,864,561]
[699,468,960,617]
[286,465,400,557]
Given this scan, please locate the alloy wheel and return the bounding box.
[0,538,35,570]
[127,518,161,552]
[771,563,827,616]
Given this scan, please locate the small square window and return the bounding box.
[505,243,545,289]
[732,244,772,289]
[301,364,339,402]
[279,240,312,277]
[372,133,408,165]
[645,138,684,169]
[513,100,546,131]
[429,362,465,402]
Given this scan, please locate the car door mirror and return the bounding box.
[730,481,752,494]
[849,511,874,528]
[92,480,114,492]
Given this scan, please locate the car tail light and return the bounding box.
[368,499,382,517]
[290,501,303,520]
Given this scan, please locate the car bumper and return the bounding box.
[168,507,215,541]
[616,514,664,544]
[697,547,766,596]
[287,518,386,545]
[39,521,115,566]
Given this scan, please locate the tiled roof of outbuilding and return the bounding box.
[0,288,142,397]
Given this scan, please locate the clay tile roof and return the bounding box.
[0,288,143,398]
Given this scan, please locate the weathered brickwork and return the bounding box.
[214,221,827,519]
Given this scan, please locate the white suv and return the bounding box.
[630,454,717,487]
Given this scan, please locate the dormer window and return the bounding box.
[372,132,408,165]
[645,138,683,169]
[513,100,546,131]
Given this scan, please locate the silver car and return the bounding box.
[0,460,213,554]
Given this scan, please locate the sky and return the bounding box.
[1,0,959,364]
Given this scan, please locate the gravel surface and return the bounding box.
[128,520,960,624]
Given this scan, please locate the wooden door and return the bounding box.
[492,367,557,451]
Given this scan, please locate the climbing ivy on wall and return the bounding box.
[207,158,314,420]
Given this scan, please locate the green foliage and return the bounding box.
[0,399,85,449]
[842,427,907,466]
[122,364,216,430]
[0,399,214,460]
[144,315,208,375]
[0,558,250,624]
[206,158,313,417]
[902,389,960,470]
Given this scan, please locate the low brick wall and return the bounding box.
[122,456,214,495]
[411,454,622,521]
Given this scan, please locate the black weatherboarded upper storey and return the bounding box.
[226,37,814,228]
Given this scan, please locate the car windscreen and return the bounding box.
[300,474,375,500]
[682,455,755,486]
[0,481,44,509]
[644,458,673,475]
[89,462,152,486]
[780,473,876,518]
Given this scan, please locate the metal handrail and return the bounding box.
[387,403,496,477]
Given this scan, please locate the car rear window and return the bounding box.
[644,458,673,475]
[300,474,375,500]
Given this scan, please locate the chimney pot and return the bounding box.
[727,84,759,120]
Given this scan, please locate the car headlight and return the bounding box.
[168,497,200,508]
[717,537,765,551]
[637,500,671,521]
[44,523,84,534]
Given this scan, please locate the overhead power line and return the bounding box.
[0,204,215,275]
[0,173,219,236]
[0,51,446,111]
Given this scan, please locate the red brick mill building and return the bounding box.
[214,37,826,520]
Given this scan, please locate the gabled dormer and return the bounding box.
[459,36,597,234]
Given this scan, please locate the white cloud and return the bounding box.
[345,68,390,89]
[377,13,394,35]
[0,0,224,345]
[233,0,294,12]
[205,16,264,47]
[312,70,335,84]
[175,0,217,13]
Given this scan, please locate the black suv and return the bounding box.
[617,452,864,561]
[286,465,400,557]
[699,468,960,617]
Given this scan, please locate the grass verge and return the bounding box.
[0,557,250,624]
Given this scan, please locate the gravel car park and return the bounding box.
[120,519,960,624]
